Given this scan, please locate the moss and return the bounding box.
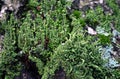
[0,0,120,79]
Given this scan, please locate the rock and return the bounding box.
[0,0,4,10]
[71,0,104,10]
[71,0,113,16]
[71,0,80,10]
[0,0,28,21]
[116,0,120,8]
[86,25,97,35]
[0,5,7,21]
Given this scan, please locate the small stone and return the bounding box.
[99,0,103,4]
[87,26,97,35]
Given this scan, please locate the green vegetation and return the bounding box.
[0,0,120,79]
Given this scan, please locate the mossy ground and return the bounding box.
[0,0,120,79]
